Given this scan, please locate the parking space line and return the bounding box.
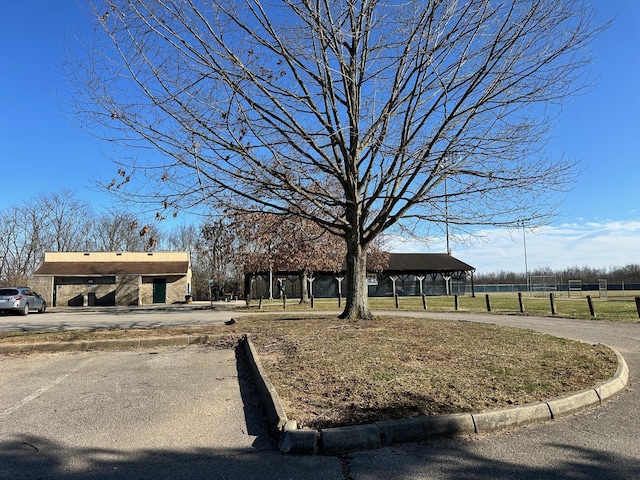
[0,357,94,418]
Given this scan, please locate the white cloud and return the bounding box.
[386,220,640,274]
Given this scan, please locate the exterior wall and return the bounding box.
[140,275,191,304]
[56,284,117,307]
[29,276,54,305]
[116,275,140,306]
[51,274,190,307]
[169,272,191,303]
[53,277,117,307]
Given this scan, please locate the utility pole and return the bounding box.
[445,176,451,255]
[522,220,529,292]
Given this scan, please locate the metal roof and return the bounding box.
[384,253,475,273]
[251,253,474,275]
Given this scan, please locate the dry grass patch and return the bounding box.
[0,326,220,344]
[245,316,617,429]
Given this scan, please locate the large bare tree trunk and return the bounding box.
[340,238,372,320]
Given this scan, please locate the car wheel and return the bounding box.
[21,303,29,316]
[38,302,46,314]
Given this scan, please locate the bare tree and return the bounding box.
[91,210,162,251]
[0,197,67,284]
[165,223,201,256]
[165,223,210,299]
[0,204,42,285]
[0,192,167,284]
[67,0,605,319]
[198,219,243,296]
[36,190,94,252]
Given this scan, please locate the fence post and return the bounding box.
[635,296,640,318]
[338,294,342,309]
[586,295,596,318]
[395,294,399,309]
[310,295,314,309]
[550,293,557,315]
[454,295,459,311]
[422,294,427,310]
[282,294,287,310]
[518,292,525,313]
[485,294,491,312]
[259,296,263,310]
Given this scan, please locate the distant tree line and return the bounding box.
[0,190,387,300]
[475,264,640,285]
[6,190,636,298]
[0,190,159,285]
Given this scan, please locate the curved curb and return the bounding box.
[242,336,629,455]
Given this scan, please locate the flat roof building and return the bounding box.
[33,251,192,307]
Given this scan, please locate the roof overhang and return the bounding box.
[247,253,475,276]
[33,261,190,277]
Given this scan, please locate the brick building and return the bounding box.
[32,251,192,307]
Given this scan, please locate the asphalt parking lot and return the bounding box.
[1,304,639,479]
[0,302,238,333]
[0,338,342,479]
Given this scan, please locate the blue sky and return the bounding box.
[1,1,638,274]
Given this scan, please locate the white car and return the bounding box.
[0,287,47,315]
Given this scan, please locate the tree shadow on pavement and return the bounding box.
[348,438,640,480]
[0,434,339,479]
[3,433,638,480]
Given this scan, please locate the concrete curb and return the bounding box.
[0,334,227,354]
[376,413,475,445]
[242,336,629,455]
[240,335,289,436]
[472,401,552,433]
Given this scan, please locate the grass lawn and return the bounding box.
[253,293,640,322]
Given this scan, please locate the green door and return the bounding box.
[153,279,167,303]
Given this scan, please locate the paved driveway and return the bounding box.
[1,305,639,479]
